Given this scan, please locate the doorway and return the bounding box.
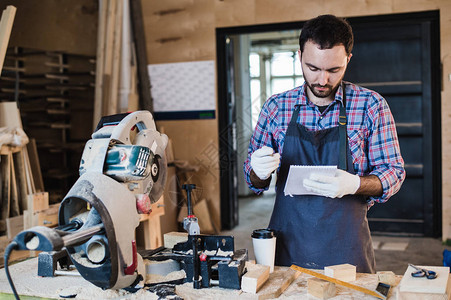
[216,11,441,237]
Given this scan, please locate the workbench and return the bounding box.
[0,257,445,299]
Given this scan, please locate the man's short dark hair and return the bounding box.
[299,14,354,56]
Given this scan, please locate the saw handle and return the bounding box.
[182,184,196,216]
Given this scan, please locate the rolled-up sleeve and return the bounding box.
[366,94,406,206]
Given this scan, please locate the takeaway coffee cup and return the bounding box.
[252,228,276,273]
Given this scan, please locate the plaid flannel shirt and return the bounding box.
[243,81,406,206]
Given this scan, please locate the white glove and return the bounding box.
[303,169,360,198]
[250,146,280,180]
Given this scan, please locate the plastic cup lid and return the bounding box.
[251,228,275,239]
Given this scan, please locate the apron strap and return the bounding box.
[338,82,347,170]
[290,104,301,126]
[292,84,347,170]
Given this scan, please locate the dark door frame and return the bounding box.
[216,10,441,234]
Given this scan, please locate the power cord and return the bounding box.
[4,241,20,300]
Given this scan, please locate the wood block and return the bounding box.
[6,214,23,239]
[27,192,49,212]
[241,264,270,294]
[255,267,300,299]
[24,204,60,229]
[34,204,59,227]
[308,277,336,299]
[164,232,188,249]
[324,263,356,282]
[378,271,397,286]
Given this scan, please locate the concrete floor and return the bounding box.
[221,191,451,275]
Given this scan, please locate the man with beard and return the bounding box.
[243,14,405,273]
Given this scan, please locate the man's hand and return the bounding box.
[250,146,280,180]
[303,169,360,198]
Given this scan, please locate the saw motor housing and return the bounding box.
[12,110,168,290]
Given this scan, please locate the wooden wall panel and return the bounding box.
[0,0,98,56]
[157,119,220,231]
[142,0,215,63]
[214,0,256,28]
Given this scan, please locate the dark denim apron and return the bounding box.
[269,84,376,273]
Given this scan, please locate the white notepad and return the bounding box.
[284,165,337,196]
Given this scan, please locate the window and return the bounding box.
[249,50,304,127]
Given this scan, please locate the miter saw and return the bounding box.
[4,111,168,297]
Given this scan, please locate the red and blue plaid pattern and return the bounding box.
[244,81,406,206]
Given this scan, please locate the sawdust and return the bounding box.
[217,248,233,257]
[72,251,98,268]
[175,282,242,299]
[202,248,233,257]
[146,269,186,284]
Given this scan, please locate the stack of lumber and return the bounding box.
[94,0,151,128]
[0,48,95,202]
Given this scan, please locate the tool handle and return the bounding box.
[290,265,386,300]
[182,184,196,216]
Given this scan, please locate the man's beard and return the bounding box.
[305,80,339,98]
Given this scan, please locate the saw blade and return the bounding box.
[148,152,167,203]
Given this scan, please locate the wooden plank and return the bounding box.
[1,153,11,222]
[23,209,31,230]
[6,214,23,239]
[398,277,451,300]
[255,267,300,299]
[101,0,116,117]
[118,0,132,113]
[0,6,16,73]
[138,215,162,250]
[241,263,270,294]
[9,152,20,217]
[399,265,450,294]
[26,139,43,192]
[12,150,27,214]
[127,54,139,111]
[130,0,153,111]
[33,203,59,228]
[107,0,123,115]
[93,0,109,128]
[137,196,165,250]
[27,192,49,213]
[152,196,165,216]
[307,277,336,299]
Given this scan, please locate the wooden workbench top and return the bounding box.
[0,257,405,299]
